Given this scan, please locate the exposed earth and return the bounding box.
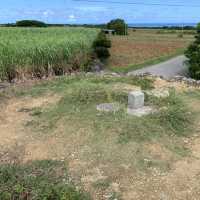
[1,75,200,200]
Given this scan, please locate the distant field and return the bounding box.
[0,27,98,81]
[108,29,195,72]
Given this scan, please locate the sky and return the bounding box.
[0,0,199,24]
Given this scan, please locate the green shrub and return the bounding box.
[93,32,111,59]
[95,47,110,58]
[93,32,111,48]
[0,160,90,200]
[185,23,200,79]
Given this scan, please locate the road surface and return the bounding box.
[128,55,189,79]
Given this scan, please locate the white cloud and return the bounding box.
[43,10,54,17]
[75,6,108,12]
[69,14,75,19]
[68,14,77,22]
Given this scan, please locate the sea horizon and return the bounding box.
[128,22,197,27]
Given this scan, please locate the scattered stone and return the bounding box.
[110,72,121,77]
[128,91,144,109]
[127,106,155,117]
[173,75,185,82]
[170,75,200,87]
[97,103,120,112]
[101,71,121,78]
[90,59,105,72]
[86,72,93,76]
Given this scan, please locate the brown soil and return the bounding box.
[108,30,193,68]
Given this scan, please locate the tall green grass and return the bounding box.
[0,27,99,81]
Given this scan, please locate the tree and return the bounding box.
[185,23,200,79]
[16,20,47,27]
[107,19,128,35]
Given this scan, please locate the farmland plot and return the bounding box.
[0,27,98,81]
[109,29,194,72]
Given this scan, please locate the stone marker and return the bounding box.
[128,91,144,109]
[127,91,155,117]
[97,103,120,112]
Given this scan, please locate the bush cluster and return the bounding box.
[185,23,200,79]
[93,32,111,59]
[107,19,128,35]
[16,20,47,27]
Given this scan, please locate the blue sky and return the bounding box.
[0,0,199,24]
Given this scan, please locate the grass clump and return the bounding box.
[148,90,191,136]
[0,160,90,200]
[119,91,191,143]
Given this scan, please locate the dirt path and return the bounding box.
[128,55,189,78]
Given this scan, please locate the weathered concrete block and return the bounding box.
[128,91,144,109]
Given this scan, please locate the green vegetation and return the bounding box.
[93,32,111,59]
[16,20,47,27]
[0,160,90,200]
[185,23,200,79]
[19,75,192,167]
[107,19,128,35]
[0,27,99,81]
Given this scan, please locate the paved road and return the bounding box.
[127,55,189,79]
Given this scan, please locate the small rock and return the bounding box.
[90,59,105,72]
[86,72,93,76]
[111,72,121,77]
[97,103,120,112]
[127,106,155,117]
[173,75,185,81]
